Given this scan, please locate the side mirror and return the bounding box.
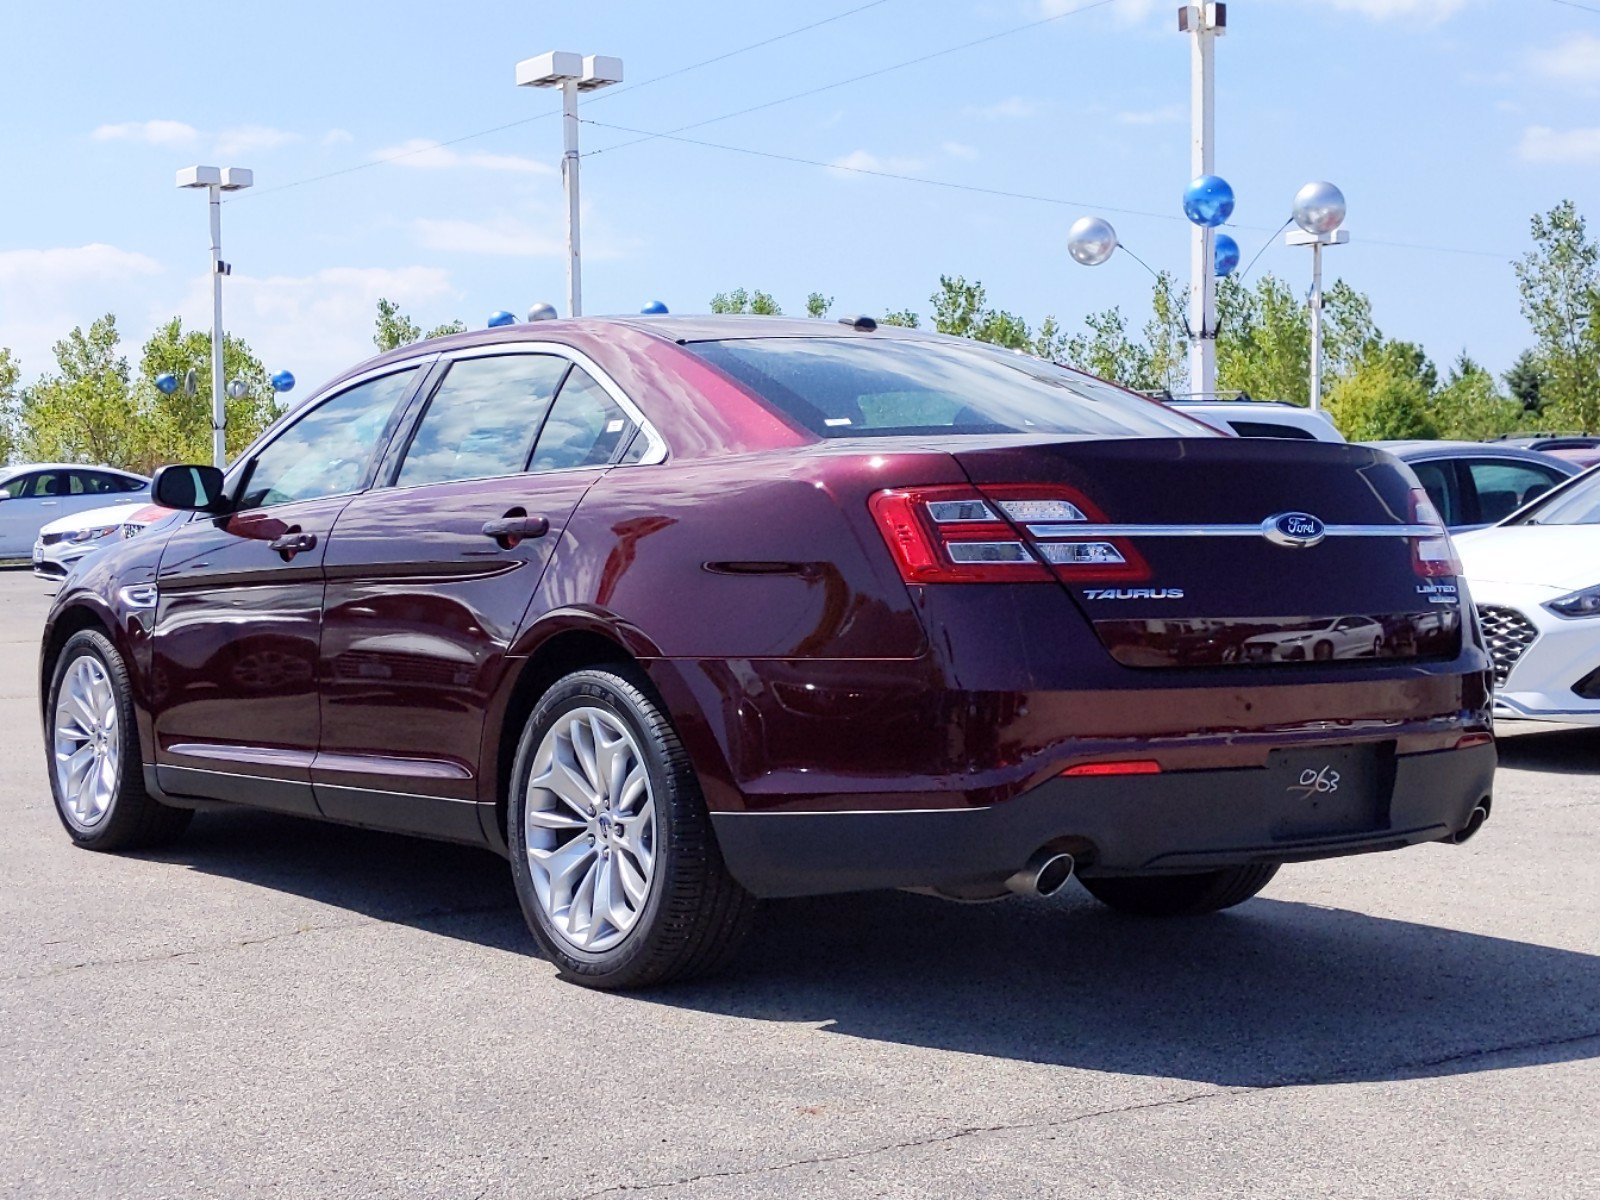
[151,464,228,513]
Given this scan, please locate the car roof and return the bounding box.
[1369,440,1580,465]
[0,462,144,481]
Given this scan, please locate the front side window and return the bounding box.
[528,367,635,472]
[236,368,418,511]
[684,336,1209,439]
[397,355,568,487]
[0,474,35,499]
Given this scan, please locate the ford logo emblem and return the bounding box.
[1262,511,1326,548]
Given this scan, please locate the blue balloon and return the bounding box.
[154,372,179,395]
[640,300,669,315]
[1213,233,1241,277]
[487,310,517,328]
[1183,175,1235,228]
[270,369,296,393]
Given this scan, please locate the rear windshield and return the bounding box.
[684,337,1211,439]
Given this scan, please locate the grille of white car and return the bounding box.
[1477,605,1537,687]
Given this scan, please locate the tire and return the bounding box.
[1313,640,1334,661]
[507,666,757,989]
[1079,864,1279,917]
[46,629,192,851]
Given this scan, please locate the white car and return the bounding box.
[1456,467,1600,724]
[1242,615,1386,662]
[1170,400,1346,443]
[32,502,173,581]
[0,463,148,557]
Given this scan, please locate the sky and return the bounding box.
[2,0,1598,395]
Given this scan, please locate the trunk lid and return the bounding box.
[952,437,1461,667]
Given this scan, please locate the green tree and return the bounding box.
[1429,353,1523,440]
[1326,349,1438,441]
[136,318,279,469]
[1514,200,1600,431]
[806,292,833,319]
[1063,307,1155,389]
[373,298,466,351]
[19,315,143,468]
[0,348,20,465]
[710,288,782,315]
[1504,349,1545,414]
[929,275,1039,351]
[880,308,920,328]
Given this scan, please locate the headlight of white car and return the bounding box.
[1546,584,1600,619]
[67,524,121,545]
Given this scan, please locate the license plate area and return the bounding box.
[1265,742,1396,840]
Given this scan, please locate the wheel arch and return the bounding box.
[39,601,120,719]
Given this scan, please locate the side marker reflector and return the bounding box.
[1062,760,1163,777]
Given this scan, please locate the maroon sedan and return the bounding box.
[39,316,1496,988]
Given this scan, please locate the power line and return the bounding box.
[581,118,1517,261]
[233,0,898,202]
[1545,0,1600,14]
[584,0,1122,159]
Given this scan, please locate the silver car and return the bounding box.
[0,464,148,558]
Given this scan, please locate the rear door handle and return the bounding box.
[269,530,317,559]
[481,515,549,544]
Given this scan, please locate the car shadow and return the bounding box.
[155,809,1600,1089]
[1495,725,1600,775]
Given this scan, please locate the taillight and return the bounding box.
[1410,488,1461,578]
[868,485,1149,584]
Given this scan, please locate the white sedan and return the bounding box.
[1456,468,1600,724]
[32,502,174,581]
[0,463,148,557]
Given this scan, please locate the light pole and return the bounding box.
[1178,3,1225,398]
[176,165,252,468]
[1286,181,1349,412]
[516,51,623,319]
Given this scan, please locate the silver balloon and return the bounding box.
[526,302,559,322]
[225,378,250,400]
[1067,216,1118,267]
[1292,181,1346,235]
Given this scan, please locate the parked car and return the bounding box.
[1170,400,1346,443]
[1544,446,1600,471]
[32,503,175,581]
[0,464,148,558]
[1456,466,1600,724]
[1495,434,1600,455]
[39,316,1495,989]
[1367,440,1578,532]
[1242,615,1386,662]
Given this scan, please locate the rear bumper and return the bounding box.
[710,742,1496,897]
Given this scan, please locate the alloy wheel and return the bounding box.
[523,706,657,952]
[53,655,121,830]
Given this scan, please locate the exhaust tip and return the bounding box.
[1006,850,1076,898]
[1451,796,1492,845]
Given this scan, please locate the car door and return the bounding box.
[314,348,647,841]
[148,364,424,813]
[0,472,42,555]
[1459,457,1571,529]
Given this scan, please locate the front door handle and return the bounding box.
[481,515,549,547]
[269,530,317,560]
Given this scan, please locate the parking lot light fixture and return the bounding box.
[516,50,623,320]
[176,164,253,468]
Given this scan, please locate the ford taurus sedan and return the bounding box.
[39,315,1497,989]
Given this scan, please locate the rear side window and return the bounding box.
[1464,459,1566,524]
[685,337,1206,439]
[528,367,634,472]
[398,354,569,487]
[1408,460,1460,528]
[1227,420,1317,440]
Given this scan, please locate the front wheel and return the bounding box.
[1079,864,1279,917]
[507,666,757,989]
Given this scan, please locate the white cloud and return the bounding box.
[1518,125,1600,165]
[411,215,567,258]
[966,95,1038,120]
[372,138,553,174]
[0,245,164,378]
[91,119,198,147]
[829,149,927,176]
[213,125,300,157]
[1526,32,1600,93]
[1116,103,1186,126]
[941,141,979,160]
[322,128,355,146]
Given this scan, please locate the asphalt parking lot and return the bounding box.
[1,569,1597,1198]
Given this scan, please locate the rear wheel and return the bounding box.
[507,666,757,989]
[1079,864,1279,917]
[47,629,191,851]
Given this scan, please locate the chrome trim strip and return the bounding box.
[1025,522,1436,539]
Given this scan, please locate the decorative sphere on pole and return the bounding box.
[640,300,669,315]
[526,302,559,322]
[1067,216,1119,266]
[225,378,250,401]
[270,370,295,394]
[1292,181,1346,235]
[154,373,179,395]
[1213,233,1241,277]
[1182,175,1235,227]
[487,310,517,328]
